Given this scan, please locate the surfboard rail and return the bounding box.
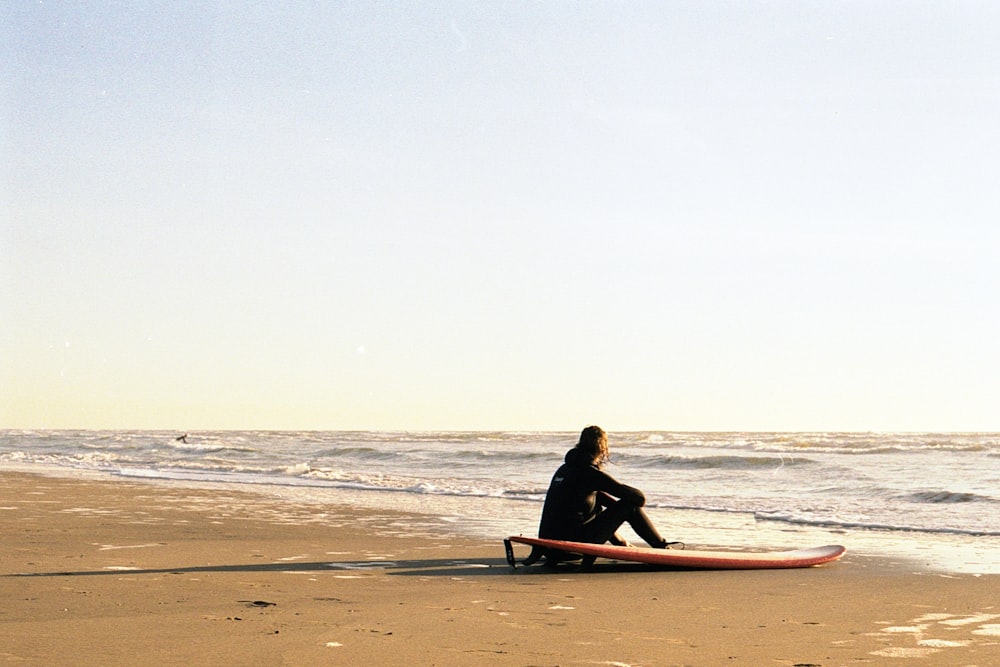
[505,535,846,570]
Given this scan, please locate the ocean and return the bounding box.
[2,430,998,574]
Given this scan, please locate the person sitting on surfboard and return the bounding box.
[528,425,681,564]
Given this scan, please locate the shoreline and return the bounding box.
[3,471,999,666]
[6,461,1000,576]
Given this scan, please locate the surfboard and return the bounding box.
[504,535,846,569]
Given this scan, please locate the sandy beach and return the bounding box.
[2,472,998,666]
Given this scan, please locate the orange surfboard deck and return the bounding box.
[505,535,846,569]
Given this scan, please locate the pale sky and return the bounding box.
[3,2,999,431]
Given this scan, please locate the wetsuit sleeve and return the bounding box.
[587,468,646,507]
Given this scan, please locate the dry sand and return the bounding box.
[2,471,998,666]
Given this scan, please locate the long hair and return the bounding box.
[576,425,609,466]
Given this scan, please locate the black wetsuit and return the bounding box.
[538,448,653,544]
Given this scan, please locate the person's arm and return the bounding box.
[589,468,646,506]
[596,491,617,507]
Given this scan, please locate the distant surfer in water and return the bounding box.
[529,425,681,565]
[176,434,188,444]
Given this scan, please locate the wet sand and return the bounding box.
[2,472,998,666]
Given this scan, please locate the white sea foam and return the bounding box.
[938,613,1000,626]
[870,647,940,658]
[881,625,926,634]
[97,543,163,551]
[918,639,968,647]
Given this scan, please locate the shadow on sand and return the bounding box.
[6,556,674,579]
